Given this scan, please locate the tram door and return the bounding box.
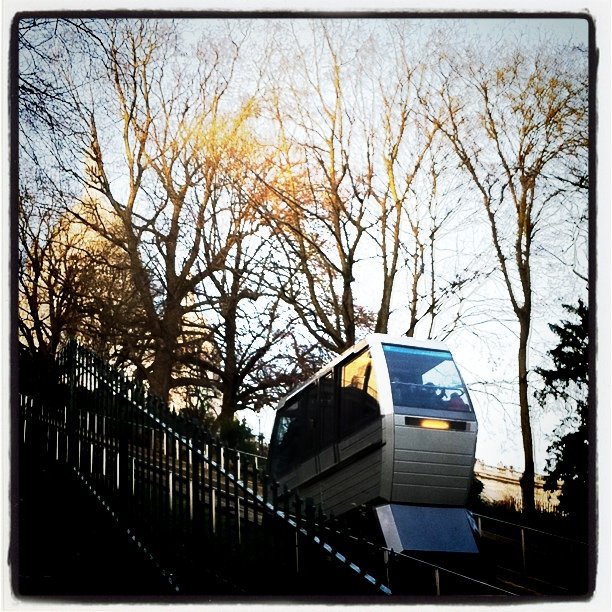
[317,351,381,474]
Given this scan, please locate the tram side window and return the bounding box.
[270,385,317,476]
[319,372,336,449]
[339,350,380,438]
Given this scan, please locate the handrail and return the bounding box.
[392,548,518,596]
[472,512,587,546]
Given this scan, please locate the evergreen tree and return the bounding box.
[536,300,589,527]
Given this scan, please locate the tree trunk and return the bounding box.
[218,388,237,425]
[518,313,536,515]
[342,277,356,348]
[148,305,182,402]
[218,295,239,425]
[376,278,393,334]
[149,340,175,402]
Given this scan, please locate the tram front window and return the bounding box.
[382,344,471,411]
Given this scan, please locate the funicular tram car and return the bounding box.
[267,334,480,555]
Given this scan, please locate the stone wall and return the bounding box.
[474,460,560,512]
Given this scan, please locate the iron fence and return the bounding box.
[18,340,391,596]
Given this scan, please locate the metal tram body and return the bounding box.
[267,334,479,554]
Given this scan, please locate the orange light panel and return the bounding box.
[420,419,451,430]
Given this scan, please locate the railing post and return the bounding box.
[215,439,222,512]
[189,423,200,530]
[188,448,193,521]
[118,403,129,507]
[242,456,250,530]
[64,406,68,463]
[294,494,302,576]
[250,458,258,527]
[521,527,527,574]
[22,397,27,444]
[212,487,217,535]
[66,342,79,469]
[384,549,392,592]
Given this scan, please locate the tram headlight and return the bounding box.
[403,416,469,431]
[420,419,451,430]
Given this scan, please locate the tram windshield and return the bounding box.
[382,344,471,412]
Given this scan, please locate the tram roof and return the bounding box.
[277,334,451,409]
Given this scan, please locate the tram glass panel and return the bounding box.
[339,350,380,437]
[319,372,336,448]
[382,344,472,412]
[269,384,317,478]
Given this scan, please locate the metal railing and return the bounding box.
[472,512,589,593]
[18,340,390,596]
[314,512,518,596]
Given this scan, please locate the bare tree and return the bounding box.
[68,20,252,401]
[17,19,104,150]
[432,39,588,512]
[259,21,376,353]
[17,192,82,356]
[399,151,490,339]
[18,18,312,425]
[369,27,440,335]
[260,20,481,352]
[174,167,309,423]
[369,25,487,339]
[17,18,145,360]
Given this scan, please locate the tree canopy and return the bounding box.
[16,17,589,493]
